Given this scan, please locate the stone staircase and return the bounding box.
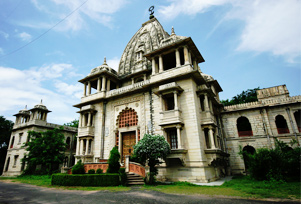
[126,173,145,185]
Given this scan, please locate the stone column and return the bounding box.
[159,94,163,111]
[189,51,192,65]
[97,78,101,92]
[101,76,106,92]
[136,129,138,143]
[204,94,209,111]
[184,46,190,65]
[159,55,163,73]
[176,125,182,149]
[85,139,89,155]
[76,137,80,155]
[87,112,91,127]
[193,60,197,70]
[118,132,122,158]
[143,74,147,81]
[80,139,84,155]
[84,83,87,96]
[87,81,91,95]
[131,78,134,85]
[90,140,93,154]
[175,49,181,67]
[209,127,216,149]
[107,79,111,91]
[152,58,156,75]
[174,91,178,110]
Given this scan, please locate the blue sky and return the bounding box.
[0,0,300,124]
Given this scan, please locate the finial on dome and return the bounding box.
[171,26,175,35]
[25,105,27,110]
[103,57,107,65]
[40,99,43,104]
[149,6,154,19]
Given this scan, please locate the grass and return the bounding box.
[141,176,300,200]
[0,175,300,200]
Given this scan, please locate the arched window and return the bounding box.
[117,108,138,128]
[66,137,71,150]
[275,115,290,134]
[294,110,301,133]
[5,157,10,172]
[10,136,15,149]
[242,145,255,172]
[237,116,253,137]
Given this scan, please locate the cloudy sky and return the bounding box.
[0,0,300,124]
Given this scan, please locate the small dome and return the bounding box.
[89,57,117,76]
[201,73,214,82]
[18,105,30,115]
[34,100,49,110]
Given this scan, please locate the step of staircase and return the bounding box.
[126,173,144,185]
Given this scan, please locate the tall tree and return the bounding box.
[0,116,14,175]
[22,128,66,174]
[221,87,260,106]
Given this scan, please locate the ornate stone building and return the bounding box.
[74,15,301,182]
[2,102,77,176]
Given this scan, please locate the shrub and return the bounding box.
[51,173,120,186]
[88,169,95,174]
[107,146,120,173]
[72,160,85,174]
[119,168,127,186]
[96,168,103,174]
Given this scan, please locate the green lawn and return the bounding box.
[0,175,299,200]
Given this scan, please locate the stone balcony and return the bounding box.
[166,149,188,166]
[200,111,216,126]
[159,109,183,126]
[78,126,95,137]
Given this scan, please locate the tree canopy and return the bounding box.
[221,87,260,106]
[64,119,79,128]
[22,128,66,174]
[0,116,14,147]
[134,134,170,183]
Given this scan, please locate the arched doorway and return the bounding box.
[117,108,138,161]
[242,145,255,173]
[294,110,301,132]
[237,116,253,137]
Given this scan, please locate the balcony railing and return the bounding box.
[238,130,253,137]
[159,109,182,126]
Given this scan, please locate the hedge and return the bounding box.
[51,173,120,186]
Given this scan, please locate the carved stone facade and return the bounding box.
[2,102,77,176]
[74,17,300,182]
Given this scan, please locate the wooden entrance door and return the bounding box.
[122,131,136,161]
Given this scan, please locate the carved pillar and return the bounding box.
[175,49,181,67]
[152,58,156,75]
[87,112,91,127]
[80,139,84,155]
[87,81,91,95]
[107,79,111,91]
[209,127,216,149]
[101,76,106,92]
[97,78,101,92]
[84,83,87,96]
[204,94,209,111]
[143,74,147,81]
[184,46,190,65]
[159,94,163,111]
[76,137,80,155]
[85,139,89,155]
[159,55,163,73]
[174,91,178,110]
[193,60,197,70]
[176,125,182,149]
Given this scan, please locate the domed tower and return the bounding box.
[13,106,30,125]
[29,100,51,122]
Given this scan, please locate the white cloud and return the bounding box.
[107,57,120,71]
[159,0,301,63]
[0,31,9,39]
[0,64,81,124]
[18,32,32,42]
[30,0,128,31]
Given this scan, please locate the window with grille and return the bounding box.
[118,108,138,128]
[167,128,178,149]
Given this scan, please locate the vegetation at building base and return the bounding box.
[133,134,171,184]
[0,116,14,175]
[22,128,66,175]
[239,139,300,181]
[221,87,259,106]
[107,146,120,173]
[71,160,85,174]
[51,174,120,186]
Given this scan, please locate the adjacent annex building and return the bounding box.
[2,102,77,176]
